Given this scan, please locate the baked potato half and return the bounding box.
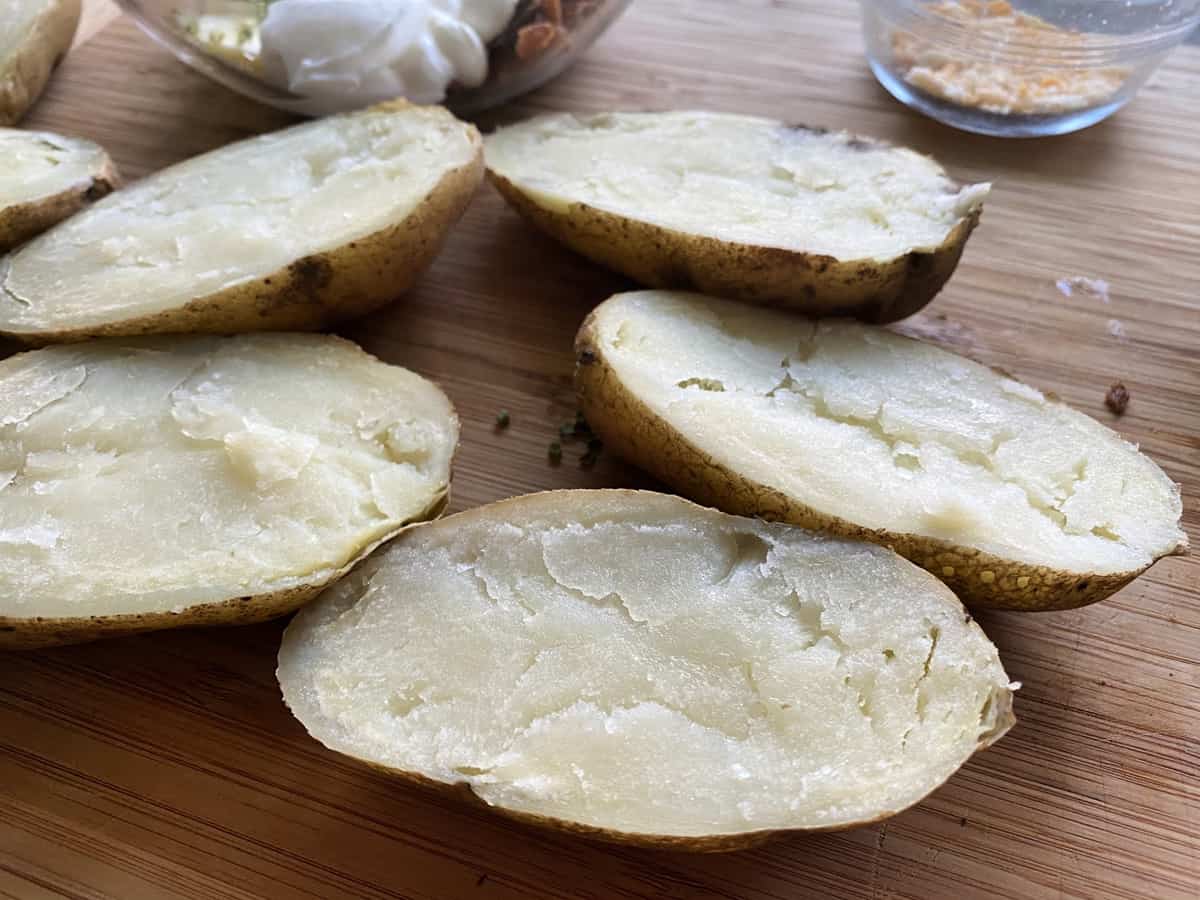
[0,333,458,648]
[485,111,988,323]
[575,291,1187,610]
[0,0,80,124]
[0,127,117,252]
[0,101,483,343]
[279,490,1015,851]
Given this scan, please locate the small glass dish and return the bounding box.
[861,0,1200,137]
[117,0,632,117]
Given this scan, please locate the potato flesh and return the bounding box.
[484,111,988,262]
[0,334,456,618]
[0,106,478,333]
[0,1,42,62]
[0,129,106,206]
[592,292,1185,575]
[279,492,1012,837]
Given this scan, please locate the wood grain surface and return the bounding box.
[2,2,1198,898]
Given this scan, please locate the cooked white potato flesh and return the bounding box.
[1,0,79,124]
[0,128,108,207]
[0,127,116,251]
[583,292,1185,580]
[279,491,1014,845]
[0,102,480,337]
[485,111,988,262]
[0,334,457,624]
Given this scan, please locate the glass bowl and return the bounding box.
[116,0,633,116]
[861,0,1200,136]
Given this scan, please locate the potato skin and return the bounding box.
[0,0,80,125]
[0,492,449,650]
[279,489,1014,851]
[0,152,118,252]
[489,170,980,325]
[575,317,1179,611]
[4,104,485,344]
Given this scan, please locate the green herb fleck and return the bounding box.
[495,410,511,429]
[547,441,563,463]
[236,23,255,45]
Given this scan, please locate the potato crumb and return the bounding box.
[1056,276,1111,303]
[892,1,1129,116]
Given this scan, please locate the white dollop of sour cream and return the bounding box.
[259,0,520,111]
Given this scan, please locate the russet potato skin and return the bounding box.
[0,0,80,125]
[5,127,484,345]
[0,154,118,253]
[0,493,450,650]
[488,170,980,324]
[574,318,1179,611]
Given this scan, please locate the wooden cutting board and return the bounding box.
[2,2,1197,898]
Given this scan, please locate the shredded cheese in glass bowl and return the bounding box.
[862,0,1200,136]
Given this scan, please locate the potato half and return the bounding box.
[278,490,1014,851]
[485,111,988,323]
[0,333,458,648]
[576,292,1187,610]
[0,0,80,124]
[0,101,483,343]
[0,127,117,252]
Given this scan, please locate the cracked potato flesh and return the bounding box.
[575,291,1186,610]
[278,490,1014,850]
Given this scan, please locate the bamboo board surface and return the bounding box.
[2,2,1198,898]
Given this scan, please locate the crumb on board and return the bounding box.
[1106,318,1128,342]
[1105,382,1130,415]
[1055,276,1111,303]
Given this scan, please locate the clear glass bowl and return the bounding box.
[862,0,1200,136]
[116,0,633,116]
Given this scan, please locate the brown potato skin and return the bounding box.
[2,106,485,344]
[574,315,1183,611]
[0,152,118,252]
[0,0,80,125]
[280,489,1014,851]
[488,170,980,324]
[0,488,450,650]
